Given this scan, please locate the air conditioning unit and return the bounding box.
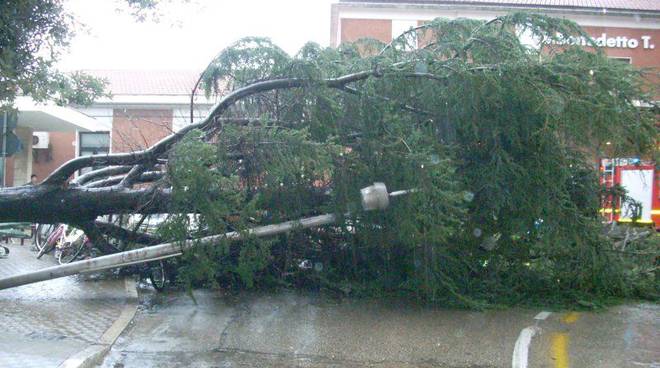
[32,132,50,149]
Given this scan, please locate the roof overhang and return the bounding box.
[336,0,660,17]
[334,2,660,24]
[93,94,218,105]
[14,97,110,132]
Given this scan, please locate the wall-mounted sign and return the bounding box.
[550,34,655,50]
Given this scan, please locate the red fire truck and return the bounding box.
[600,158,660,229]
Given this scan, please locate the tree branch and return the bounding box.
[118,164,148,187]
[70,165,133,186]
[77,221,120,255]
[85,171,164,188]
[341,85,433,116]
[42,70,377,185]
[94,220,162,245]
[0,185,174,223]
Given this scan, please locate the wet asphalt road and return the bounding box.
[99,289,659,368]
[1,241,656,367]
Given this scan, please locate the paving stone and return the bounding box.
[0,241,129,368]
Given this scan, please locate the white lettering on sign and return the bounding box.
[549,33,655,49]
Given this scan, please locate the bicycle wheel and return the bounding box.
[37,225,63,259]
[57,240,86,264]
[147,260,167,291]
[57,227,87,264]
[35,224,55,252]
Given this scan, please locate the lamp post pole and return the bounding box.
[0,110,7,187]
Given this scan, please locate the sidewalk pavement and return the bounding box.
[0,241,136,368]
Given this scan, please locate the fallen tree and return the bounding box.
[0,13,657,306]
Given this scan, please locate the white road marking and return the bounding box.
[534,311,552,320]
[512,326,540,368]
[512,312,551,368]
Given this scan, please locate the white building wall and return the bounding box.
[73,107,113,130]
[172,106,213,132]
[12,127,33,186]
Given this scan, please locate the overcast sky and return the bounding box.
[58,0,335,71]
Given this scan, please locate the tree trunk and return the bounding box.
[0,185,172,223]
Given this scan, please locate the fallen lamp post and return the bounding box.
[0,182,407,290]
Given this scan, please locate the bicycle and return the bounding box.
[34,223,55,252]
[36,224,65,259]
[55,226,91,264]
[142,260,169,291]
[37,219,172,290]
[119,259,171,291]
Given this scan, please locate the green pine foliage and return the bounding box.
[0,0,109,106]
[162,13,658,307]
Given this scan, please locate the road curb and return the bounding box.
[58,277,138,368]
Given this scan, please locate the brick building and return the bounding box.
[26,70,215,182]
[331,0,659,72]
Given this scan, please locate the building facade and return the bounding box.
[25,70,215,182]
[331,0,660,71]
[1,99,107,187]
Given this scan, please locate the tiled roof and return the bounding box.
[339,0,660,12]
[86,70,203,96]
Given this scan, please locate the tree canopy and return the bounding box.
[157,14,658,306]
[0,12,657,307]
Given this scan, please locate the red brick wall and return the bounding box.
[112,109,172,153]
[582,26,659,93]
[581,26,659,69]
[341,19,658,84]
[340,19,392,44]
[31,132,76,184]
[340,19,658,68]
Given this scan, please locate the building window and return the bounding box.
[609,57,632,64]
[79,132,110,174]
